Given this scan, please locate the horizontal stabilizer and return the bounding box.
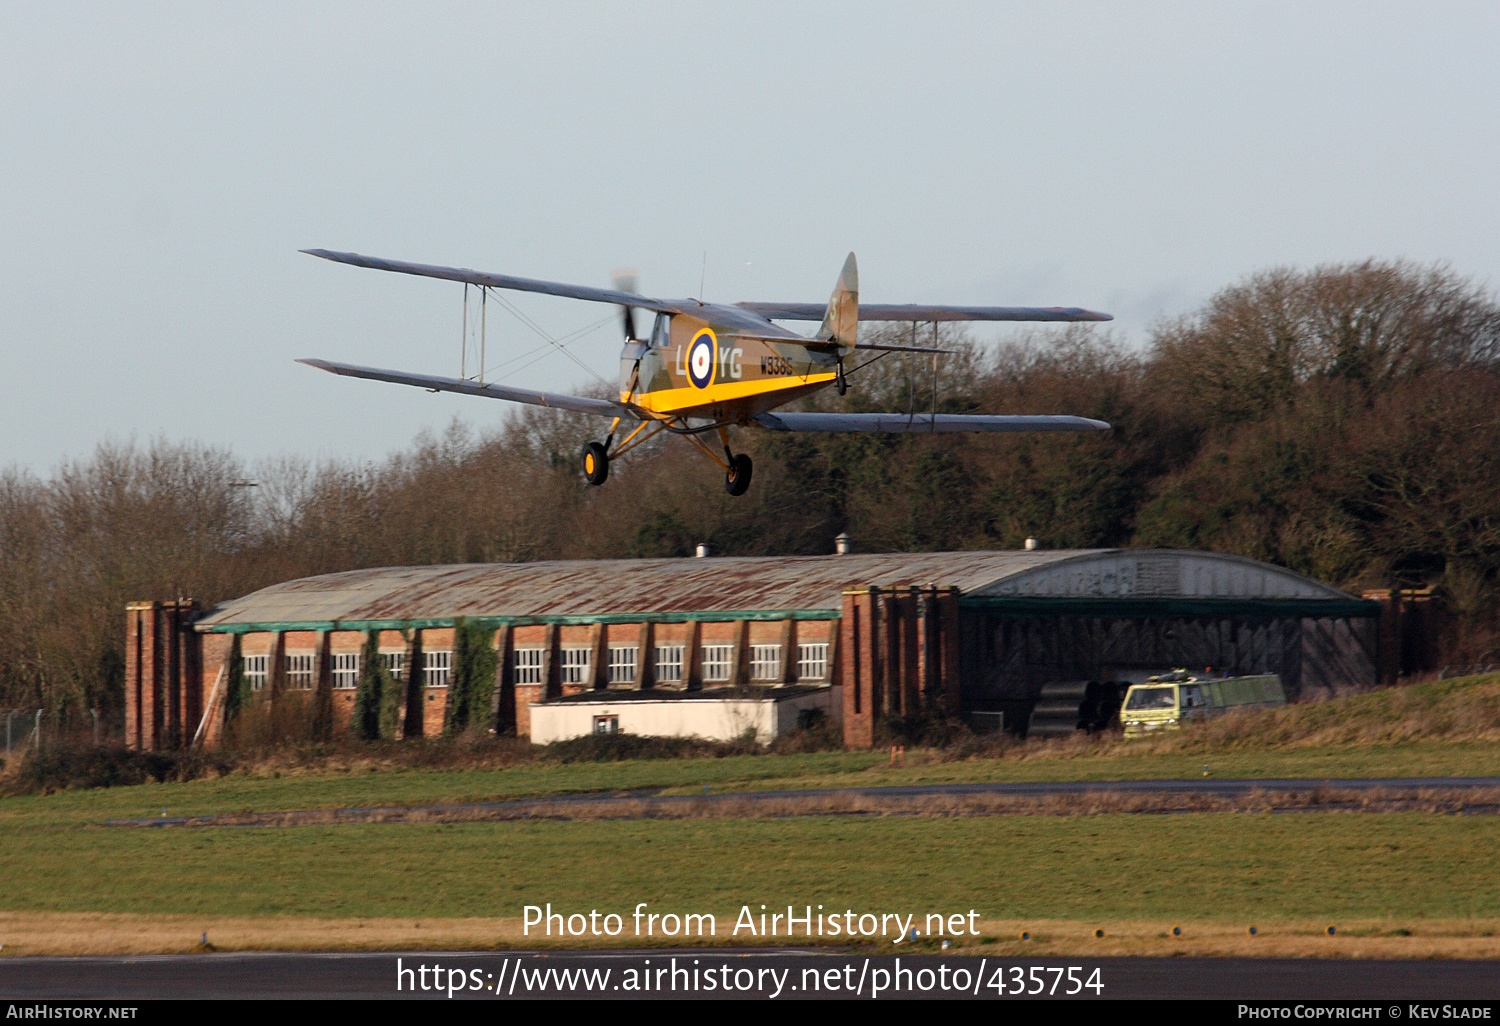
[751,412,1110,433]
[739,303,1112,322]
[302,250,678,313]
[723,333,953,354]
[297,359,633,418]
[851,341,955,354]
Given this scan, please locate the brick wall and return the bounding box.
[839,587,960,748]
[124,600,202,751]
[158,613,863,747]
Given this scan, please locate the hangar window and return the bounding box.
[593,715,619,734]
[701,645,733,682]
[750,645,781,681]
[243,654,268,691]
[332,653,360,689]
[424,650,451,688]
[285,653,315,690]
[561,647,592,685]
[654,645,684,683]
[514,648,544,685]
[607,646,638,684]
[797,643,829,681]
[380,651,405,682]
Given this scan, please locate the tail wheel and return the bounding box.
[725,453,753,496]
[582,442,610,486]
[836,359,849,396]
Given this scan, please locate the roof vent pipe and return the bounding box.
[695,543,712,558]
[834,532,852,555]
[1024,536,1039,551]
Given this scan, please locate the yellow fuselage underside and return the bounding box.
[628,373,837,419]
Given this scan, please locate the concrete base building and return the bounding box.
[125,548,1380,751]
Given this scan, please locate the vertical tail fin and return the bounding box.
[819,252,858,348]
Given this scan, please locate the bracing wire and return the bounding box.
[476,309,618,380]
[458,281,618,386]
[488,290,615,388]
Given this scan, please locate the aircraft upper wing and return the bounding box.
[302,250,679,313]
[737,303,1112,322]
[752,412,1110,433]
[298,359,635,418]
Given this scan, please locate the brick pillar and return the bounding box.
[634,621,653,689]
[1363,589,1400,684]
[125,602,153,750]
[726,620,748,688]
[399,630,423,739]
[311,630,333,741]
[143,603,165,750]
[880,591,900,716]
[935,587,961,710]
[683,620,702,691]
[777,618,795,684]
[588,623,606,690]
[197,633,235,748]
[899,588,920,716]
[174,602,202,748]
[822,618,839,685]
[266,631,287,707]
[490,625,513,734]
[916,587,934,703]
[164,604,182,748]
[841,587,878,748]
[541,624,559,700]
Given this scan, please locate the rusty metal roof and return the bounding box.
[196,548,1360,632]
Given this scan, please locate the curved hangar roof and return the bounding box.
[196,549,1370,633]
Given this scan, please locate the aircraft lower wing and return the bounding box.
[752,412,1110,433]
[738,303,1113,322]
[298,359,633,418]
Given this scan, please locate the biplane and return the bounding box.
[299,250,1112,495]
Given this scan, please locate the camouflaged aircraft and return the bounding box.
[299,249,1112,496]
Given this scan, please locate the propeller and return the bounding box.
[612,268,640,342]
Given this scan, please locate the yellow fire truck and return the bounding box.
[1120,671,1285,735]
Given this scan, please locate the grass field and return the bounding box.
[1,814,1499,956]
[1,674,1498,957]
[9,813,1500,920]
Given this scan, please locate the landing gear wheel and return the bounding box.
[835,359,848,396]
[582,442,610,486]
[725,453,753,496]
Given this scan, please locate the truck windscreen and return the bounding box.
[1125,686,1176,711]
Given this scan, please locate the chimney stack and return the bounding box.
[834,532,852,555]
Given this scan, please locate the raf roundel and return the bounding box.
[687,330,716,389]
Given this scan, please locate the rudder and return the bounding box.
[819,252,858,349]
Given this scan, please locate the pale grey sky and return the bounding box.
[3,1,1498,471]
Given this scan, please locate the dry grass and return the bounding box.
[99,785,1500,828]
[2,911,1498,959]
[1143,673,1500,750]
[8,675,1500,800]
[876,672,1500,769]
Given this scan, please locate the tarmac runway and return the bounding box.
[107,776,1500,828]
[3,950,1499,1000]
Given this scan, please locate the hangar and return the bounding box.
[123,547,1380,751]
